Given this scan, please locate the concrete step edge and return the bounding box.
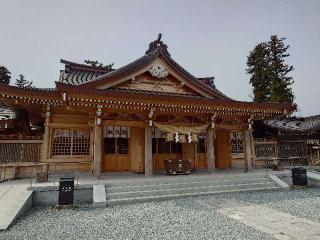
[107,177,271,190]
[105,174,270,187]
[107,181,276,198]
[107,186,282,205]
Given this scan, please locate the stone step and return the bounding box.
[107,186,281,206]
[107,177,273,194]
[107,181,277,200]
[105,174,269,188]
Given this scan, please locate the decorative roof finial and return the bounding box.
[145,33,170,56]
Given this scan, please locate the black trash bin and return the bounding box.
[58,177,74,206]
[291,168,308,186]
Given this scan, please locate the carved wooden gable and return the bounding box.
[112,62,200,96]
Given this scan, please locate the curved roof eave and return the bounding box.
[77,48,230,100]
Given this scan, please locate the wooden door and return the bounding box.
[195,139,207,169]
[214,128,232,169]
[182,143,195,169]
[103,137,130,172]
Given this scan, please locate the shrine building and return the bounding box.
[0,36,295,177]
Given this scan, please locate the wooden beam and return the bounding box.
[93,123,103,175]
[243,129,253,172]
[48,123,90,128]
[144,126,153,176]
[103,120,146,128]
[0,140,43,144]
[40,108,51,161]
[206,127,215,172]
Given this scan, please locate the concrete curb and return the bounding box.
[0,190,33,231]
[268,174,290,189]
[307,171,320,181]
[93,184,106,207]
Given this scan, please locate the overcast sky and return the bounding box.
[0,0,319,116]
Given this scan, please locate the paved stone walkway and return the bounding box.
[0,184,32,230]
[198,198,320,240]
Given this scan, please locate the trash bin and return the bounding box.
[291,168,308,186]
[58,177,74,206]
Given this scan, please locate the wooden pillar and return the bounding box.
[93,123,103,176]
[243,129,253,172]
[206,127,215,173]
[144,126,153,176]
[249,130,256,167]
[40,106,51,161]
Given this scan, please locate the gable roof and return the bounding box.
[77,37,230,100]
[263,115,320,134]
[59,59,114,85]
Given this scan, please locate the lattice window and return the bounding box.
[230,131,244,154]
[104,126,129,155]
[51,129,90,156]
[105,126,130,138]
[72,130,90,155]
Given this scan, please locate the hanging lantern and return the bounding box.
[166,132,174,142]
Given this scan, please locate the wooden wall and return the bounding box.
[214,128,232,169]
[43,112,93,173]
[129,127,144,172]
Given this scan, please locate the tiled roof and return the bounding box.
[264,115,320,133]
[59,59,114,85]
[108,87,208,99]
[79,37,231,101]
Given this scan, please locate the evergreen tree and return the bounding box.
[15,74,33,88]
[0,66,11,85]
[246,35,295,104]
[84,60,114,70]
[268,35,294,103]
[246,43,271,102]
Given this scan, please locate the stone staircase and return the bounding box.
[103,174,283,206]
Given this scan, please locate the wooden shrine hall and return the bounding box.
[0,35,295,177]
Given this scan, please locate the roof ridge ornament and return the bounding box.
[145,33,171,56]
[148,63,169,78]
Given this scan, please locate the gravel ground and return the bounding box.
[216,188,320,223]
[1,189,320,240]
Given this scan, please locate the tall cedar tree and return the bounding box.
[246,43,270,102]
[247,35,294,104]
[15,74,33,88]
[0,66,11,85]
[84,60,114,69]
[268,35,294,103]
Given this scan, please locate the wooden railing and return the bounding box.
[0,140,42,163]
[253,139,308,167]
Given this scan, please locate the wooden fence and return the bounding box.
[253,139,308,167]
[0,140,42,163]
